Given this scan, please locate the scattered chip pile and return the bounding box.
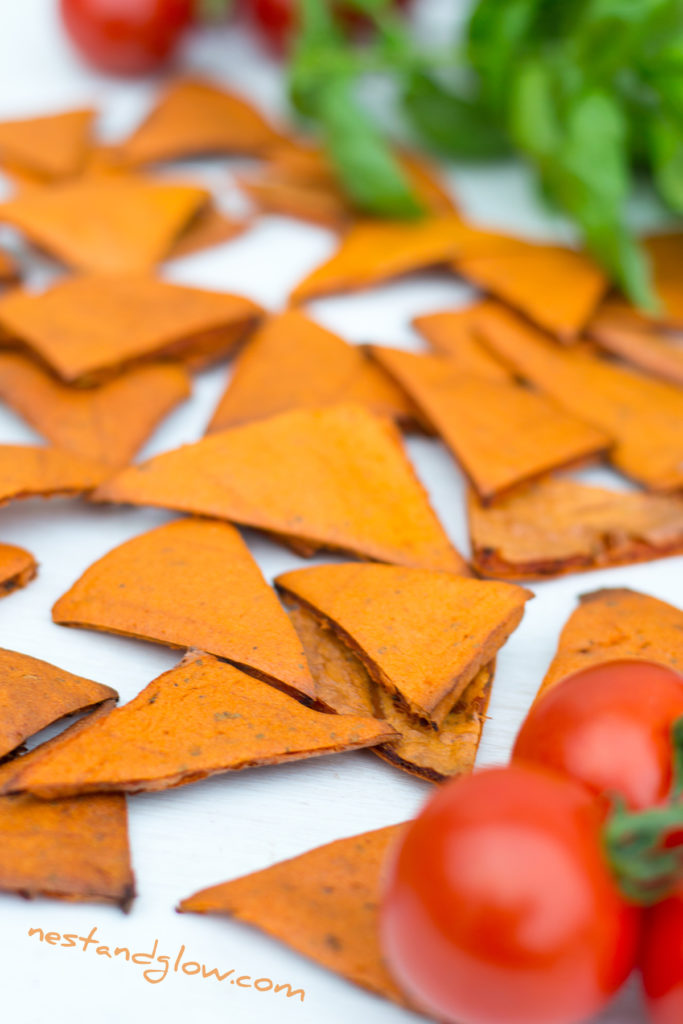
[0,71,681,1019]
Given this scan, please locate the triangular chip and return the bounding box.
[178,823,417,1010]
[469,477,683,580]
[371,345,609,502]
[0,542,37,597]
[117,77,284,166]
[93,405,466,572]
[0,647,117,760]
[0,175,209,273]
[454,237,607,340]
[0,108,94,181]
[3,651,398,798]
[0,247,20,287]
[53,517,316,702]
[471,302,683,491]
[289,602,493,782]
[412,306,513,382]
[290,215,469,304]
[0,444,106,505]
[206,311,421,433]
[538,588,683,701]
[645,233,683,326]
[588,300,683,387]
[0,352,190,467]
[276,563,530,726]
[166,203,246,261]
[0,274,262,383]
[0,707,134,908]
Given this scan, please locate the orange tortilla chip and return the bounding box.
[0,247,20,287]
[117,77,284,166]
[289,602,493,782]
[472,302,683,491]
[93,404,466,572]
[0,647,117,760]
[0,274,262,383]
[0,444,107,505]
[0,175,209,274]
[290,215,469,304]
[276,563,530,726]
[469,477,683,580]
[0,108,95,181]
[53,517,316,702]
[4,651,398,798]
[0,706,134,908]
[538,588,683,701]
[166,202,246,260]
[454,237,607,340]
[0,352,190,467]
[644,233,683,327]
[588,300,683,387]
[178,823,417,1010]
[371,345,609,502]
[206,311,422,433]
[0,542,37,597]
[412,306,513,382]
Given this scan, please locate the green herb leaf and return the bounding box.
[318,77,424,218]
[403,71,509,159]
[649,112,683,213]
[509,57,560,160]
[467,0,544,113]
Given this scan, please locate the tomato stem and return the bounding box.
[671,714,683,800]
[604,793,683,905]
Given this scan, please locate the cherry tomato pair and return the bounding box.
[381,661,683,1024]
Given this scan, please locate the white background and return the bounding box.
[0,2,680,1022]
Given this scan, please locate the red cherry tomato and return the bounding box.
[641,891,683,1024]
[380,765,639,1024]
[60,0,194,75]
[512,661,683,811]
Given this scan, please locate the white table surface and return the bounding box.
[0,3,680,1022]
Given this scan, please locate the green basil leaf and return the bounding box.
[509,58,560,160]
[403,72,509,159]
[318,77,424,218]
[467,0,544,112]
[649,112,683,212]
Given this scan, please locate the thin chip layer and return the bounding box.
[206,311,421,432]
[0,707,134,908]
[166,203,246,260]
[52,517,316,702]
[0,175,209,273]
[538,588,683,701]
[0,274,262,383]
[289,602,493,782]
[469,477,683,580]
[117,77,284,166]
[0,353,191,467]
[3,651,398,798]
[178,824,417,1010]
[453,236,607,340]
[93,405,466,572]
[0,542,37,597]
[412,306,513,382]
[588,300,683,387]
[471,302,683,491]
[0,108,95,180]
[290,215,469,304]
[276,563,530,726]
[0,445,107,505]
[371,345,609,502]
[0,647,117,760]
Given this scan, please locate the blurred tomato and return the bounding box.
[60,0,194,75]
